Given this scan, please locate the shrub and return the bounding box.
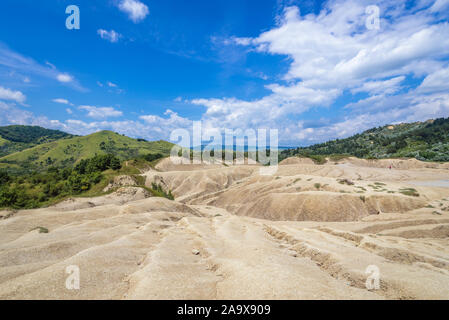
[0,170,10,185]
[399,188,419,197]
[143,153,164,162]
[75,154,121,174]
[150,183,175,200]
[309,155,327,165]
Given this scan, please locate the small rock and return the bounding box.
[192,249,200,255]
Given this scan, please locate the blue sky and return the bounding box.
[0,0,449,146]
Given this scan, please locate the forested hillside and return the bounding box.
[0,125,74,158]
[281,118,449,162]
[0,129,174,173]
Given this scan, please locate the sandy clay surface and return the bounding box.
[1,157,449,299]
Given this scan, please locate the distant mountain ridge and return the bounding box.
[281,118,449,162]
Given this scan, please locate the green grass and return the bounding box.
[399,188,420,197]
[0,125,74,158]
[30,226,49,233]
[279,118,449,162]
[338,179,354,186]
[328,154,350,162]
[0,155,176,210]
[308,155,327,165]
[0,136,8,147]
[0,130,174,172]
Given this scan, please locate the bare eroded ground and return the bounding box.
[1,157,449,299]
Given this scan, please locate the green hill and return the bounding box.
[0,125,74,158]
[281,118,449,162]
[0,130,174,172]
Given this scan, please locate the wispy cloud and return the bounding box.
[0,43,86,91]
[79,105,123,119]
[52,98,74,106]
[117,0,149,23]
[97,29,122,43]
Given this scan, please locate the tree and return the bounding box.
[0,170,10,185]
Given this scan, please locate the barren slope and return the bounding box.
[1,157,449,299]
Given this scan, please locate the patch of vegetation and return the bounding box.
[398,188,420,197]
[0,125,71,144]
[308,155,327,165]
[0,153,177,209]
[359,195,366,203]
[0,154,122,209]
[314,183,321,190]
[150,183,174,200]
[279,118,449,162]
[338,179,354,186]
[0,130,173,173]
[30,226,49,233]
[0,125,74,158]
[328,154,351,162]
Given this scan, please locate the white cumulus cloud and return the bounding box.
[190,0,449,144]
[117,0,149,23]
[57,73,73,83]
[0,86,26,104]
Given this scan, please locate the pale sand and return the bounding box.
[1,157,449,299]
